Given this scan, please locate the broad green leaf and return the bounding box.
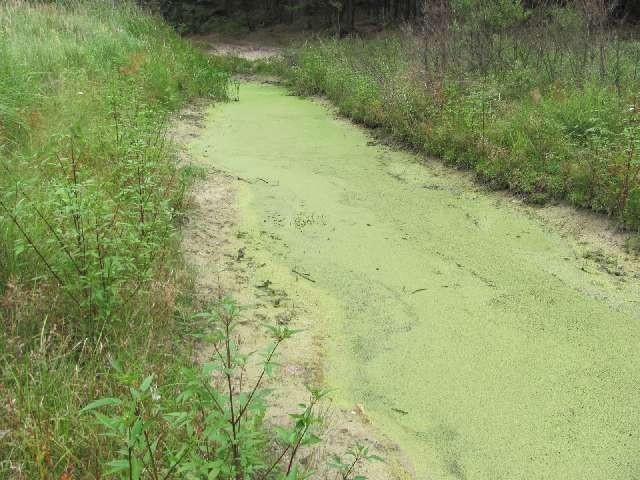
[208,466,220,479]
[80,397,122,413]
[139,374,154,392]
[129,418,144,447]
[302,433,322,446]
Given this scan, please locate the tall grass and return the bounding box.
[283,3,640,233]
[0,1,230,476]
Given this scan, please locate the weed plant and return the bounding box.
[0,4,378,477]
[81,298,350,480]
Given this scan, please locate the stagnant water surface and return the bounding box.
[192,83,640,479]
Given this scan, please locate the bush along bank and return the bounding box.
[280,3,640,236]
[0,1,231,476]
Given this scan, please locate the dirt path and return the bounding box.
[178,82,640,480]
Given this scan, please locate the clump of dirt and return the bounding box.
[173,104,412,479]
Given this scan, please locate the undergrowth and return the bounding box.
[0,3,378,478]
[80,297,378,479]
[281,2,640,236]
[0,1,232,477]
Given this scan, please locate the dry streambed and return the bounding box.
[178,83,640,480]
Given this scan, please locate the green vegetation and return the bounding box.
[197,80,640,480]
[0,3,377,478]
[281,1,640,231]
[82,298,338,480]
[5,0,640,477]
[0,1,232,476]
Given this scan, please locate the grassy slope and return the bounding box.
[281,19,640,235]
[0,1,228,476]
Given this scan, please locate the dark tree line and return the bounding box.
[155,0,423,34]
[153,0,640,35]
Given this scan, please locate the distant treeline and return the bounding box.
[151,0,640,34]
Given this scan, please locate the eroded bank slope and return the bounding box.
[188,83,640,480]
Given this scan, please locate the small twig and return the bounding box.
[222,314,242,480]
[0,169,85,277]
[292,269,315,283]
[286,422,311,475]
[128,437,133,480]
[341,454,362,480]
[161,445,191,480]
[0,199,81,306]
[202,380,226,415]
[235,338,283,423]
[256,444,293,480]
[143,430,160,480]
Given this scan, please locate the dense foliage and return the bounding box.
[0,3,375,478]
[282,1,640,231]
[4,0,640,476]
[0,1,230,476]
[157,0,640,35]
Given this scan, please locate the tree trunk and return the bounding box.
[340,0,356,36]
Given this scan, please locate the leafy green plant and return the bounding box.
[0,1,230,476]
[0,0,231,337]
[82,298,333,480]
[329,444,383,480]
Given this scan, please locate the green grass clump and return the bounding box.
[0,1,230,476]
[282,17,640,232]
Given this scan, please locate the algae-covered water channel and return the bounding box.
[192,83,640,479]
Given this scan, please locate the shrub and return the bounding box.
[0,1,230,476]
[281,11,640,230]
[0,0,230,337]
